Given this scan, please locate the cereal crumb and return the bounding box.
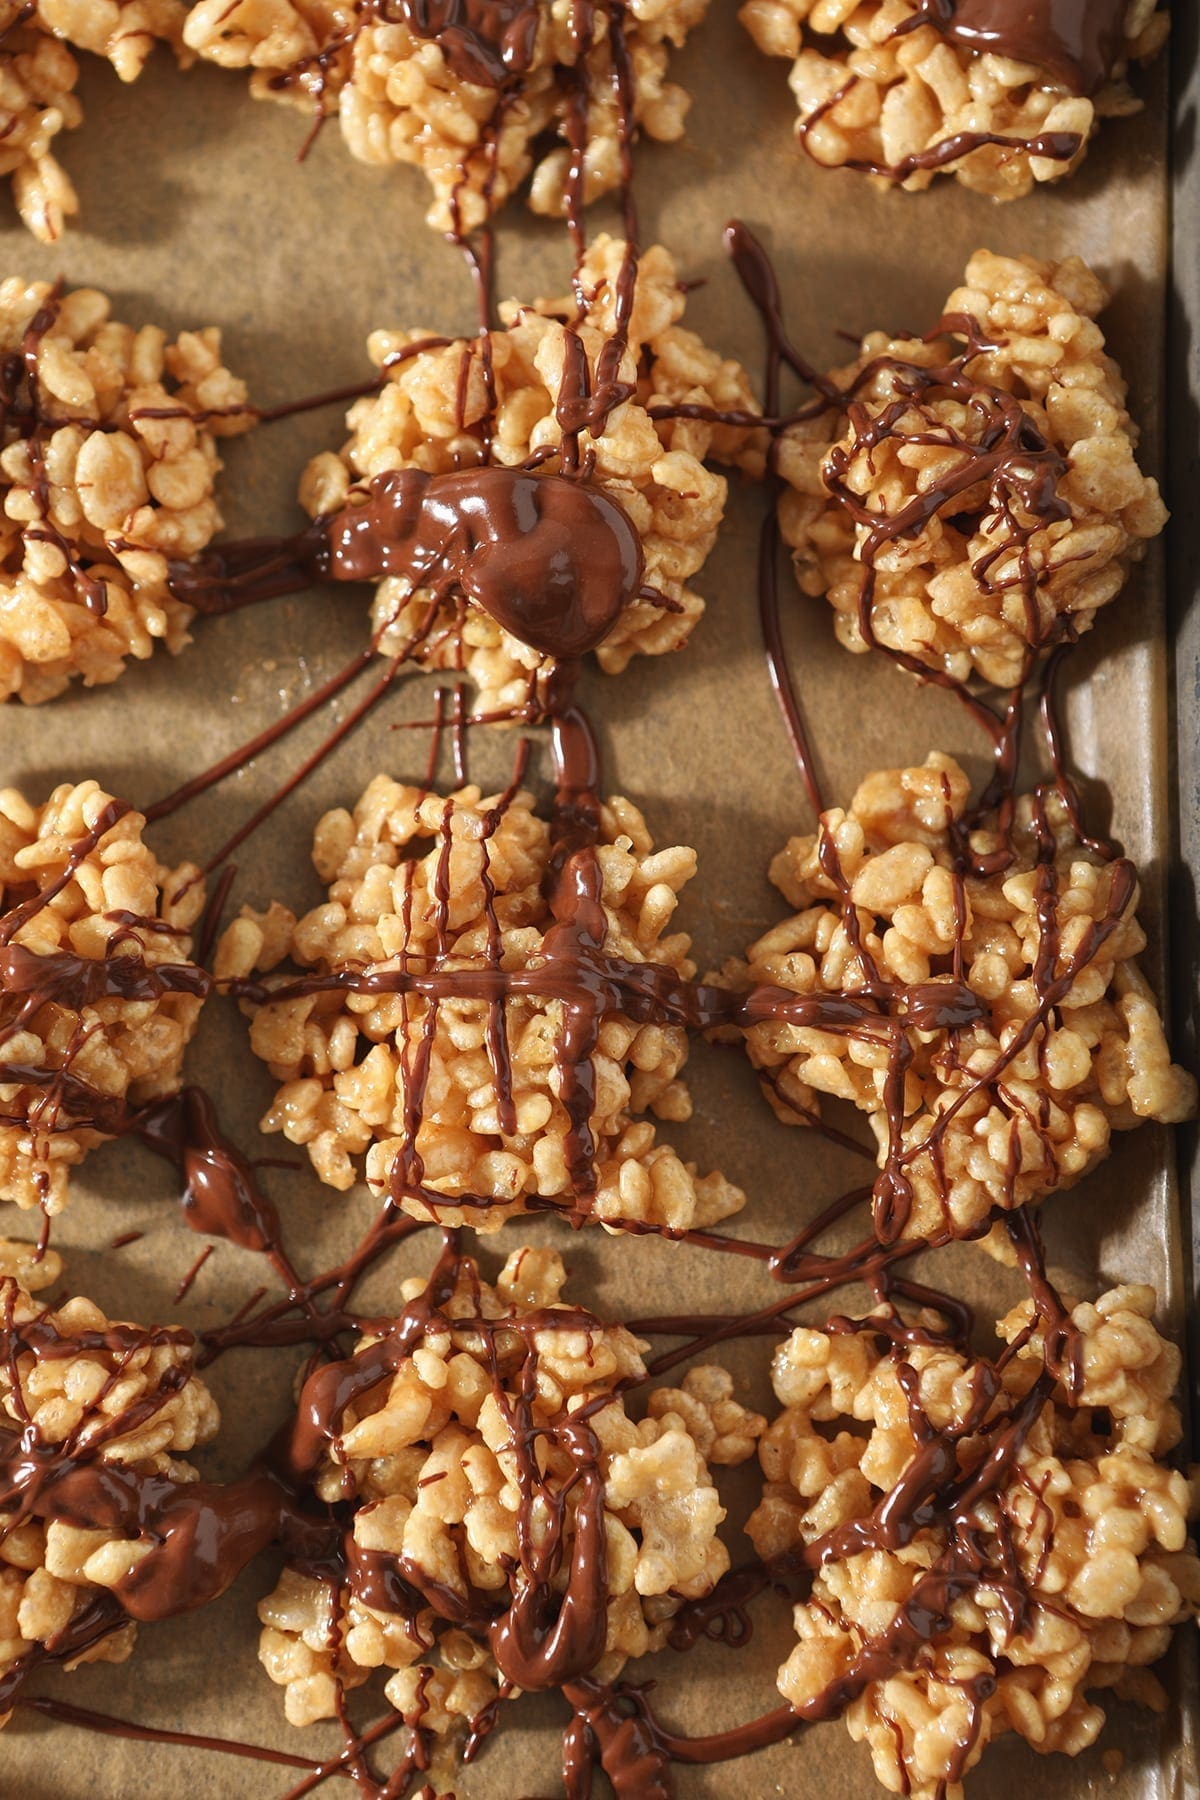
[0,779,206,1214]
[748,1284,1200,1799]
[186,0,709,232]
[741,0,1167,199]
[222,771,744,1233]
[0,280,252,703]
[731,754,1195,1243]
[777,250,1166,688]
[298,235,761,713]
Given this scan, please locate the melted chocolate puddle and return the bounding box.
[170,466,644,663]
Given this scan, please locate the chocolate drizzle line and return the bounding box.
[724,220,830,815]
[787,0,1148,185]
[800,90,1085,186]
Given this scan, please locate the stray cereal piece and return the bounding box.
[260,1242,764,1740]
[184,0,707,234]
[776,250,1167,689]
[0,1,190,241]
[294,236,762,715]
[747,1284,1200,1800]
[731,754,1195,1245]
[0,1274,220,1722]
[0,1237,61,1289]
[219,771,744,1232]
[0,278,253,704]
[0,779,207,1214]
[740,0,1167,199]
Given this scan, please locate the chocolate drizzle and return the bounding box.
[395,0,541,87]
[0,1280,326,1712]
[789,0,1153,184]
[901,0,1131,98]
[170,462,646,667]
[786,0,1147,183]
[821,310,1073,680]
[797,80,1085,184]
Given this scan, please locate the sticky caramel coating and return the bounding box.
[740,0,1166,199]
[297,235,762,713]
[747,1285,1200,1800]
[731,754,1195,1244]
[258,1246,763,1735]
[0,279,253,704]
[776,251,1167,689]
[0,1276,219,1721]
[0,1,190,241]
[184,0,707,233]
[218,774,745,1232]
[0,780,206,1214]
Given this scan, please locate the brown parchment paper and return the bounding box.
[0,10,1194,1797]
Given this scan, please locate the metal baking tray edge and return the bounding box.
[1167,18,1198,1798]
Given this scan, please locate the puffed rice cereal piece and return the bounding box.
[0,778,207,1213]
[740,0,1167,199]
[185,0,708,233]
[0,1,190,240]
[0,1274,220,1720]
[777,250,1167,688]
[293,235,761,714]
[258,1243,763,1736]
[730,753,1195,1243]
[219,771,744,1232]
[0,278,253,703]
[747,1283,1200,1800]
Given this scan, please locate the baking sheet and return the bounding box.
[0,7,1194,1795]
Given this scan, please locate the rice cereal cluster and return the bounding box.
[183,0,707,234]
[218,771,744,1232]
[747,1284,1200,1799]
[739,0,1167,198]
[732,753,1196,1244]
[0,278,253,704]
[0,1,189,241]
[0,779,207,1214]
[776,251,1167,689]
[259,1245,764,1739]
[298,235,762,713]
[0,1276,220,1719]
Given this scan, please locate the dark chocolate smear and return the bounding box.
[907,0,1131,97]
[393,0,541,87]
[170,466,644,663]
